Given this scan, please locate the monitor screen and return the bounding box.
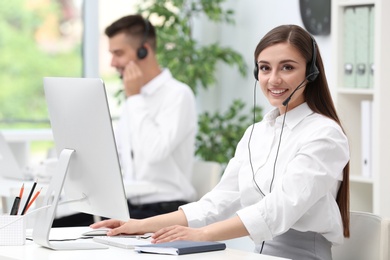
[33,77,129,250]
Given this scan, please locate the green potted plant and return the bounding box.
[136,0,263,167]
[137,0,247,93]
[196,99,262,167]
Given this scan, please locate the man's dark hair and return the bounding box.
[105,14,156,50]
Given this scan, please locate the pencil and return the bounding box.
[21,180,37,215]
[19,183,24,199]
[24,188,42,214]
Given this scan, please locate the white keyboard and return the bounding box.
[93,236,151,249]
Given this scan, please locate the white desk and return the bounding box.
[0,227,290,260]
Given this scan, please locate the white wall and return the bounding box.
[196,0,332,115]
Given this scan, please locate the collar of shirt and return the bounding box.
[140,68,172,96]
[265,102,314,130]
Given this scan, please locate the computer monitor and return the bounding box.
[32,77,130,250]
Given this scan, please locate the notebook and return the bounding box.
[0,132,32,180]
[134,240,226,255]
[93,236,152,249]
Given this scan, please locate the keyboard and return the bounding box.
[93,236,152,249]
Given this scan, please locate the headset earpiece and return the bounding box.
[137,46,148,59]
[306,36,319,82]
[137,19,150,60]
[254,61,259,81]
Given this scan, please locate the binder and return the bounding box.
[368,6,375,88]
[343,7,356,88]
[361,100,372,178]
[355,6,370,88]
[134,240,226,255]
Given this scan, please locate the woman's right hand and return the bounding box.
[90,218,142,236]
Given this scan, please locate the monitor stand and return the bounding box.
[32,149,107,250]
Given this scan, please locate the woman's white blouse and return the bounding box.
[181,102,350,246]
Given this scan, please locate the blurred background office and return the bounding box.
[0,0,332,167]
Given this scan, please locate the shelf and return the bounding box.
[333,0,390,216]
[350,175,373,184]
[337,0,375,7]
[337,88,374,95]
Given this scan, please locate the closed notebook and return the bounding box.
[134,240,226,255]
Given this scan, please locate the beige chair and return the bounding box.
[191,160,222,200]
[332,211,389,260]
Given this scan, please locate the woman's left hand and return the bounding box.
[151,225,208,243]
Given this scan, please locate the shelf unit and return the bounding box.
[331,0,390,217]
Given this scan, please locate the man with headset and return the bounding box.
[53,14,197,227]
[104,14,198,219]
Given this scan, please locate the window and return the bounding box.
[0,0,83,129]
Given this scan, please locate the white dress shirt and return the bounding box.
[181,102,349,246]
[115,69,197,204]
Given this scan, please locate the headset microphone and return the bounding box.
[282,78,306,106]
[282,69,319,106]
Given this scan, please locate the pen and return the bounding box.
[24,187,42,214]
[10,184,25,215]
[21,180,37,215]
[10,197,21,215]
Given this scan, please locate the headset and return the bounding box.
[253,35,319,83]
[137,19,150,60]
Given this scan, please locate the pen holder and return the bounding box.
[0,215,26,246]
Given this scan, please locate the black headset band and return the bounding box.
[137,18,150,59]
[254,34,319,82]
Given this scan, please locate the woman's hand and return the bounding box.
[151,216,249,243]
[151,225,208,244]
[90,218,143,236]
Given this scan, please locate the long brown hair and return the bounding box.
[254,25,350,237]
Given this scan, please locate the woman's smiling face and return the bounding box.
[256,42,308,114]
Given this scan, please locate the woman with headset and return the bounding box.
[91,24,350,260]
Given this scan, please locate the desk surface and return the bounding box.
[0,227,289,260]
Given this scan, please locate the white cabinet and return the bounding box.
[331,0,390,216]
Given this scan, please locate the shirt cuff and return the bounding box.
[180,202,207,228]
[237,204,273,244]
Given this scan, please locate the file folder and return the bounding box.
[343,7,356,88]
[368,6,375,89]
[355,6,370,88]
[361,100,372,178]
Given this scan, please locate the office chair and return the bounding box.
[191,160,222,200]
[332,211,389,260]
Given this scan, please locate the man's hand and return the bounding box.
[123,61,143,97]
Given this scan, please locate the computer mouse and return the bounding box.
[82,228,111,236]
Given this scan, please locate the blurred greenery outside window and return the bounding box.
[0,0,83,129]
[0,0,83,159]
